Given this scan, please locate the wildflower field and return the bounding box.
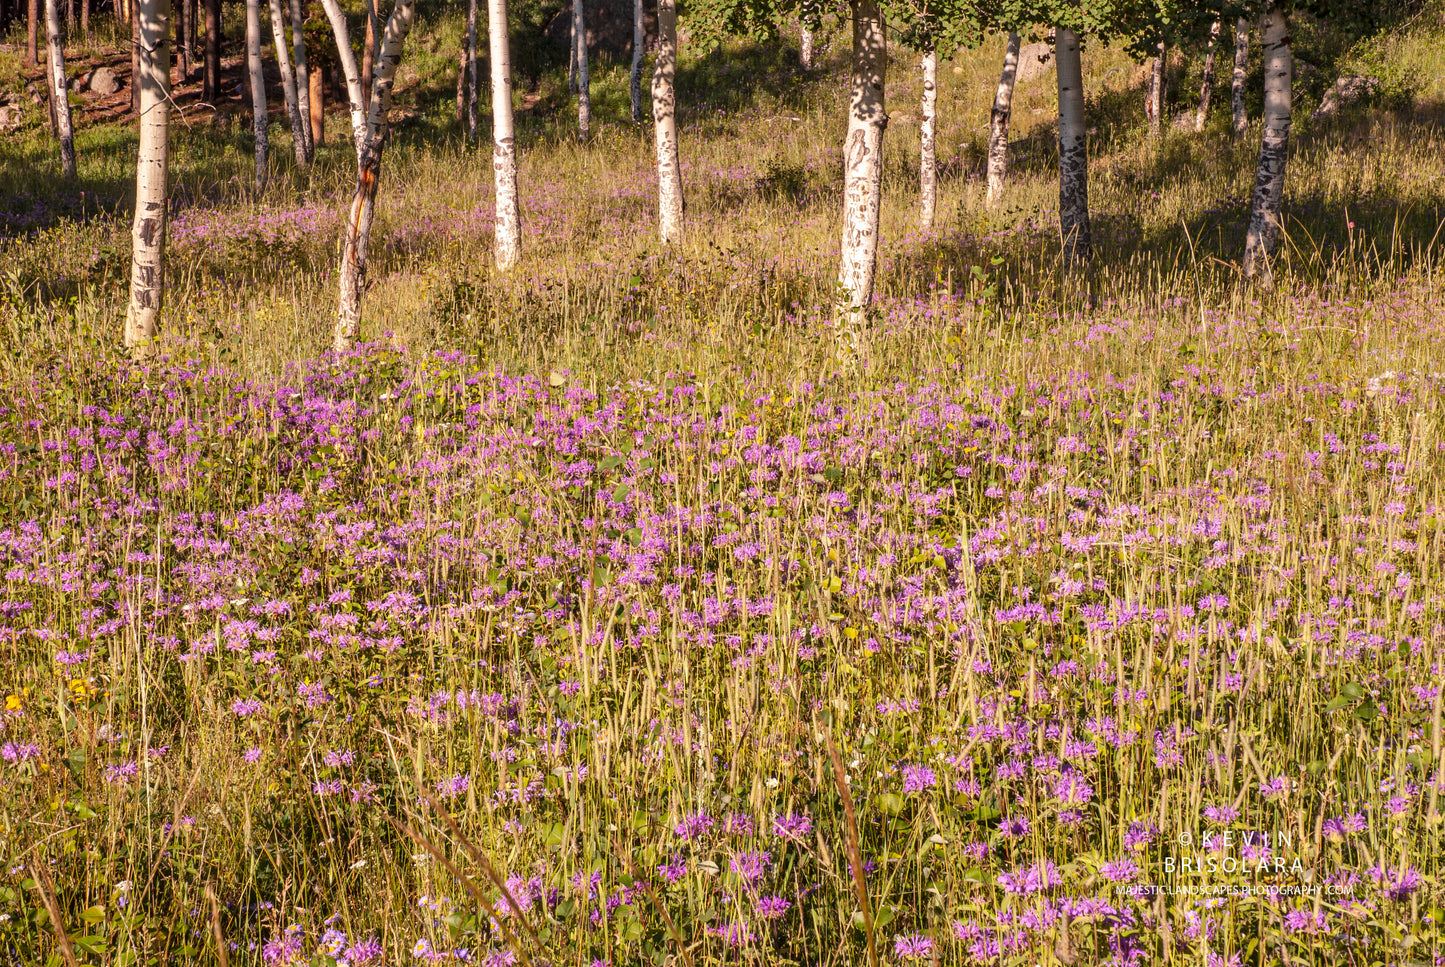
[4,6,1445,967]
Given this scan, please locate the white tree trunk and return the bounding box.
[800,21,813,69]
[1196,18,1220,132]
[836,0,886,328]
[1146,41,1165,137]
[1231,17,1248,136]
[489,0,519,269]
[333,0,417,352]
[629,0,643,123]
[125,0,171,356]
[568,13,577,93]
[45,0,76,178]
[317,0,368,153]
[1055,26,1090,267]
[919,47,936,230]
[1243,7,1291,284]
[267,0,308,167]
[652,0,682,242]
[245,0,268,189]
[466,0,478,138]
[986,31,1019,207]
[290,0,312,160]
[573,0,590,140]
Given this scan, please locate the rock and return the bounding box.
[89,66,120,95]
[0,103,20,132]
[1312,75,1381,118]
[1015,42,1053,83]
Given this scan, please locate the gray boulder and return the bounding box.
[89,66,120,96]
[1312,75,1381,118]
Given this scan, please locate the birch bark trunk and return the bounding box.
[489,0,519,269]
[317,0,367,152]
[1231,17,1248,135]
[986,31,1019,207]
[125,0,171,356]
[245,0,268,189]
[1242,7,1291,284]
[466,0,479,139]
[1055,26,1091,267]
[652,0,682,241]
[836,0,886,331]
[291,0,313,160]
[573,0,590,141]
[918,47,936,230]
[333,0,416,351]
[629,0,642,123]
[1196,18,1220,132]
[268,0,308,167]
[1146,41,1165,137]
[800,22,812,69]
[45,0,76,177]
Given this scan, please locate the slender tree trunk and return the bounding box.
[317,0,366,151]
[463,0,477,137]
[361,0,376,107]
[26,0,37,67]
[131,8,141,113]
[245,0,268,189]
[568,13,577,92]
[290,0,312,160]
[186,0,196,72]
[652,0,681,242]
[203,0,219,102]
[309,65,325,144]
[334,0,417,351]
[1243,7,1291,283]
[1146,41,1165,137]
[80,0,89,40]
[919,46,936,230]
[268,0,307,167]
[987,31,1019,207]
[126,0,171,356]
[836,0,886,330]
[573,0,589,140]
[1231,16,1248,136]
[800,20,812,69]
[175,0,186,77]
[455,47,465,121]
[489,0,518,268]
[1055,26,1091,267]
[1196,18,1220,132]
[629,0,642,122]
[45,0,76,177]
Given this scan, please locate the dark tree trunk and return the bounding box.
[203,0,220,102]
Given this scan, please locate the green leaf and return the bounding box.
[80,905,106,923]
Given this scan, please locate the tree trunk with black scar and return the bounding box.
[629,0,643,122]
[1196,18,1220,132]
[652,0,681,241]
[268,0,307,167]
[573,0,590,140]
[45,0,76,177]
[836,0,886,332]
[489,0,518,268]
[1055,26,1090,266]
[1146,41,1165,137]
[333,0,416,351]
[987,31,1019,206]
[126,0,171,356]
[1243,7,1291,283]
[245,0,268,189]
[203,0,220,103]
[290,0,312,160]
[918,46,936,230]
[1231,17,1248,135]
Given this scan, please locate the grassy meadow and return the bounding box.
[2,2,1445,965]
